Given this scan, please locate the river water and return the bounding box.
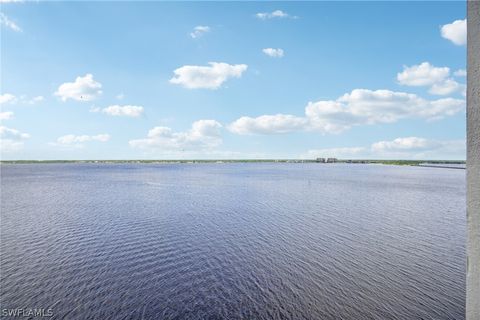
[0,163,466,319]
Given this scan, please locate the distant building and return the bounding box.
[326,158,337,163]
[316,158,326,163]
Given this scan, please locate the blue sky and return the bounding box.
[0,1,467,160]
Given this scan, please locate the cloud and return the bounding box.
[371,137,439,153]
[52,134,110,148]
[94,105,144,117]
[302,147,368,159]
[229,114,307,135]
[303,137,465,160]
[397,62,449,86]
[0,94,44,105]
[454,69,467,77]
[0,126,29,140]
[54,74,102,102]
[371,137,465,159]
[262,48,284,58]
[307,90,464,126]
[0,13,21,32]
[429,79,465,96]
[190,25,210,38]
[0,126,30,152]
[0,0,24,3]
[0,93,16,105]
[441,19,466,45]
[116,93,125,100]
[229,89,465,135]
[255,10,295,20]
[27,96,44,104]
[169,62,247,89]
[0,111,14,120]
[129,119,222,151]
[397,62,465,96]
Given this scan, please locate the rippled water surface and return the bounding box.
[0,163,466,319]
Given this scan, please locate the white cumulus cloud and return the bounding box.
[262,48,284,58]
[454,69,467,77]
[190,25,210,38]
[397,62,449,86]
[229,89,465,135]
[302,137,465,160]
[97,105,144,117]
[229,114,307,135]
[27,96,44,104]
[169,62,247,89]
[441,19,466,46]
[429,79,465,96]
[54,74,102,102]
[371,137,465,159]
[52,134,110,148]
[255,10,295,20]
[0,126,30,153]
[0,93,16,105]
[397,62,465,96]
[371,137,438,153]
[0,13,21,32]
[0,94,44,105]
[129,119,222,151]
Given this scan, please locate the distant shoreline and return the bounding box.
[0,159,466,167]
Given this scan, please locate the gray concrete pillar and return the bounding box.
[467,1,480,319]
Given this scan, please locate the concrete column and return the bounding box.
[467,1,480,319]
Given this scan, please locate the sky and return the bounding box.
[0,1,467,160]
